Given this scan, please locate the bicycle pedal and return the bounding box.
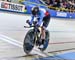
[38,44,44,51]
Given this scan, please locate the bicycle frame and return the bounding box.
[33,24,41,45]
[24,21,42,46]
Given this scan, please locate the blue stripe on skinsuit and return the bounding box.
[37,10,45,26]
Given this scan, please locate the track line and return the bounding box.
[0,36,22,48]
[0,34,22,45]
[48,48,75,53]
[49,41,75,45]
[0,34,48,57]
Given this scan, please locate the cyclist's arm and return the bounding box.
[30,15,34,24]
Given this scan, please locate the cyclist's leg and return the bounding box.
[39,15,50,49]
[43,14,50,28]
[41,15,50,44]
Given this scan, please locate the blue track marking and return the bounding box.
[34,52,75,60]
[56,52,75,59]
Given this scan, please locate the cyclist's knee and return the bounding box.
[42,26,46,31]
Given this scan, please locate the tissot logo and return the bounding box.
[1,2,8,9]
[0,1,26,12]
[1,2,24,12]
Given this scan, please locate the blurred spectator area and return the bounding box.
[42,0,75,12]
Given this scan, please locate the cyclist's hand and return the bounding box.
[26,20,32,26]
[26,20,29,24]
[36,24,40,27]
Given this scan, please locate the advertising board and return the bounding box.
[0,1,26,12]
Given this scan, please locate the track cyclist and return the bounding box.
[28,6,51,49]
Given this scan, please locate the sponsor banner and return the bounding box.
[56,12,67,17]
[48,9,75,18]
[0,1,26,12]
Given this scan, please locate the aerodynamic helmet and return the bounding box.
[31,6,39,15]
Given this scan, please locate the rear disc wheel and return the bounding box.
[40,30,50,51]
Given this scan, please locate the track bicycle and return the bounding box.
[23,20,50,54]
